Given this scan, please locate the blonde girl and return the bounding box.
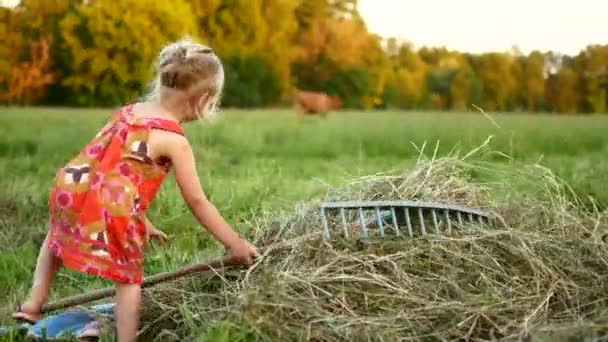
[13,38,258,341]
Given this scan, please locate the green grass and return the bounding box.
[1,107,608,339]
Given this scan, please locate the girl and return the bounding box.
[12,38,258,341]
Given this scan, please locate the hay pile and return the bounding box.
[138,146,608,341]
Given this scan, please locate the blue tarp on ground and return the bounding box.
[0,303,115,341]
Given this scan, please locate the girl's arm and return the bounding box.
[153,131,257,262]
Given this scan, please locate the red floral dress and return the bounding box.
[46,105,183,284]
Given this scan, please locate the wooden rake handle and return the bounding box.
[40,256,243,314]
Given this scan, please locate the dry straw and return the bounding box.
[135,140,608,341]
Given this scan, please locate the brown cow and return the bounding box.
[293,90,341,117]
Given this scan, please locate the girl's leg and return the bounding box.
[114,282,141,342]
[14,233,62,321]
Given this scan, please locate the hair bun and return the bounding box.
[159,48,220,90]
[159,46,187,68]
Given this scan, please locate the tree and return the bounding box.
[58,0,198,106]
[222,54,282,107]
[449,66,476,111]
[554,66,580,113]
[474,53,518,111]
[189,0,298,96]
[0,7,23,102]
[575,45,608,113]
[522,51,545,112]
[393,43,428,108]
[0,36,54,104]
[11,0,88,105]
[291,0,386,108]
[0,0,72,104]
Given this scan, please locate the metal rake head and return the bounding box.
[320,200,494,240]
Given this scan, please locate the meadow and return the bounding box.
[1,107,608,340]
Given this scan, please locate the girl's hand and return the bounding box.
[226,239,259,266]
[144,218,169,246]
[147,226,169,244]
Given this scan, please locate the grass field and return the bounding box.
[1,107,608,340]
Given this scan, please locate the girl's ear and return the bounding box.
[198,92,211,109]
[189,91,212,120]
[189,92,209,106]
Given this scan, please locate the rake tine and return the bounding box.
[374,207,384,236]
[390,207,401,236]
[457,211,463,226]
[339,207,348,239]
[468,213,474,223]
[404,207,413,238]
[321,207,330,240]
[358,207,368,239]
[444,209,452,234]
[478,215,484,225]
[431,209,439,233]
[418,207,426,235]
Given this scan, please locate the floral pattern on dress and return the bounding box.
[46,105,184,284]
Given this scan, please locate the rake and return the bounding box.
[320,200,494,240]
[6,201,492,316]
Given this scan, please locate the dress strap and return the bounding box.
[142,118,184,136]
[120,104,184,136]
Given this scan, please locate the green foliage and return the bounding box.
[1,0,607,112]
[325,68,376,109]
[381,45,427,109]
[546,65,580,113]
[475,53,519,111]
[192,0,298,94]
[522,51,545,111]
[57,0,198,106]
[222,54,282,107]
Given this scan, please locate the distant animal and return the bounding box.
[293,90,341,117]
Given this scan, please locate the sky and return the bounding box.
[358,0,606,55]
[0,0,18,7]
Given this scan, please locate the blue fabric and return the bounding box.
[0,303,115,340]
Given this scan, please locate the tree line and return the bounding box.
[1,0,607,113]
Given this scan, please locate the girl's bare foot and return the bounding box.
[13,302,42,324]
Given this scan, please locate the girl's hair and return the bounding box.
[145,37,224,120]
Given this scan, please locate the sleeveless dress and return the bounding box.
[46,105,184,284]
